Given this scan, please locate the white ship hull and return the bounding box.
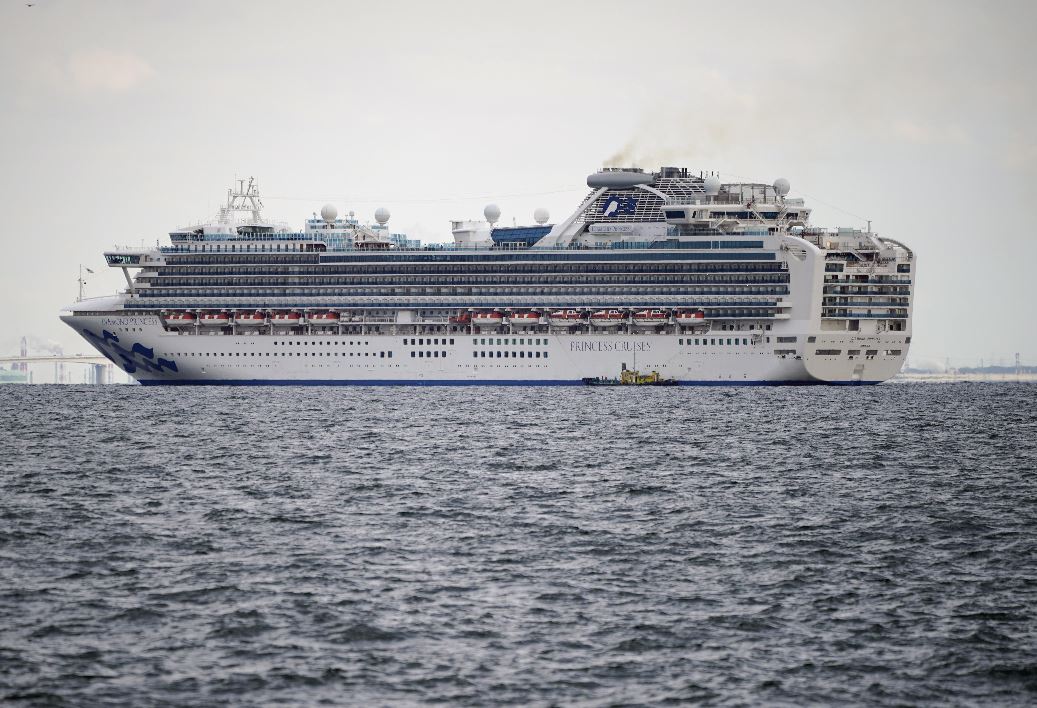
[60,308,908,385]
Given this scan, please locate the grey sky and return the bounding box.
[1,0,1034,369]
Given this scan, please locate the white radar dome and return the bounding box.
[534,207,550,224]
[773,177,791,196]
[702,175,721,196]
[320,204,338,223]
[374,207,390,225]
[483,203,501,224]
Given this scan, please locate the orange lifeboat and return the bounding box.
[472,310,505,328]
[199,311,231,327]
[234,310,266,326]
[632,309,670,326]
[510,311,541,326]
[590,309,626,327]
[270,311,304,326]
[549,309,586,326]
[309,311,340,325]
[166,312,196,327]
[449,313,472,325]
[675,309,707,326]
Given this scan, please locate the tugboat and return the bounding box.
[582,369,678,386]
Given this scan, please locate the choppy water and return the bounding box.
[1,383,1036,706]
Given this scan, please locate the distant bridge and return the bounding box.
[0,354,110,364]
[0,353,116,384]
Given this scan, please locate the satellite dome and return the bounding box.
[483,203,501,224]
[534,207,550,225]
[702,175,721,196]
[374,207,390,225]
[773,177,791,196]
[320,204,338,223]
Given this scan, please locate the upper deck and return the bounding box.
[94,169,912,329]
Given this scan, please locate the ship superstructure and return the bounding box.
[61,168,914,385]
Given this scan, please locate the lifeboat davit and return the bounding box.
[472,310,505,328]
[675,309,707,326]
[270,311,304,326]
[590,309,626,327]
[632,309,670,326]
[309,312,340,325]
[510,311,541,326]
[234,311,266,326]
[166,312,196,326]
[549,309,586,326]
[199,311,231,326]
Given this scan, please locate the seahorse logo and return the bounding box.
[601,197,637,217]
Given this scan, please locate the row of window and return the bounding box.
[166,241,319,251]
[814,349,902,356]
[475,338,549,346]
[163,257,784,272]
[143,281,793,297]
[679,338,753,346]
[142,274,792,286]
[166,351,394,358]
[317,252,777,264]
[137,287,788,298]
[411,351,447,358]
[822,300,910,308]
[824,275,911,285]
[273,339,369,346]
[473,351,548,359]
[141,303,783,318]
[823,288,910,296]
[403,338,454,346]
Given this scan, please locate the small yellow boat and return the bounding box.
[581,369,678,386]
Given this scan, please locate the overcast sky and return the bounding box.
[1,0,1034,369]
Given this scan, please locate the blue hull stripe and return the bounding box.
[138,378,882,387]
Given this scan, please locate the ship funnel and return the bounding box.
[587,171,655,189]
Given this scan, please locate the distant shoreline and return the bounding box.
[896,373,1037,383]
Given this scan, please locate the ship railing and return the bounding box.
[821,300,908,307]
[662,196,774,206]
[132,303,787,318]
[128,296,785,307]
[144,308,784,322]
[131,288,792,299]
[821,313,908,319]
[156,239,784,254]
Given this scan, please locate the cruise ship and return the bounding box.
[60,169,914,385]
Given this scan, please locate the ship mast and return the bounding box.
[218,176,264,224]
[76,264,93,302]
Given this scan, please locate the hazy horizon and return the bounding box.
[2,0,1035,374]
